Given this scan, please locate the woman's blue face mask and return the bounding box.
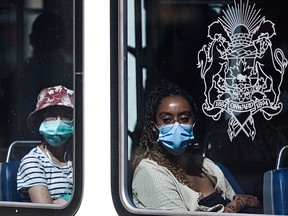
[157,122,194,156]
[39,119,74,147]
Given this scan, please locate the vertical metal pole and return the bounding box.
[143,0,158,94]
[15,0,24,135]
[134,0,145,122]
[16,0,24,72]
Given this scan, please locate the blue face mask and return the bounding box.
[157,122,194,156]
[39,120,74,147]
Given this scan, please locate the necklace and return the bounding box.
[42,144,72,196]
[43,144,67,167]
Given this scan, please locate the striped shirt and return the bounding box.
[17,146,73,202]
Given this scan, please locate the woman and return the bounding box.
[17,85,74,204]
[131,80,261,213]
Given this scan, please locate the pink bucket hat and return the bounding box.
[27,85,74,133]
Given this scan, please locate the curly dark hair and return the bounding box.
[131,80,198,185]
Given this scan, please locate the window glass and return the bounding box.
[121,0,288,214]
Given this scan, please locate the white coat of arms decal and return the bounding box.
[197,0,287,140]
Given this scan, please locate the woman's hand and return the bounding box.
[224,194,261,213]
[234,195,261,208]
[53,198,68,204]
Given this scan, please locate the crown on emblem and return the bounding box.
[231,25,253,47]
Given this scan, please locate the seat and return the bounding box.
[197,134,245,195]
[1,161,22,202]
[6,140,41,162]
[1,140,41,202]
[276,145,288,169]
[263,145,288,215]
[216,162,245,195]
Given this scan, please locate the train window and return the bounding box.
[0,0,83,215]
[112,0,288,215]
